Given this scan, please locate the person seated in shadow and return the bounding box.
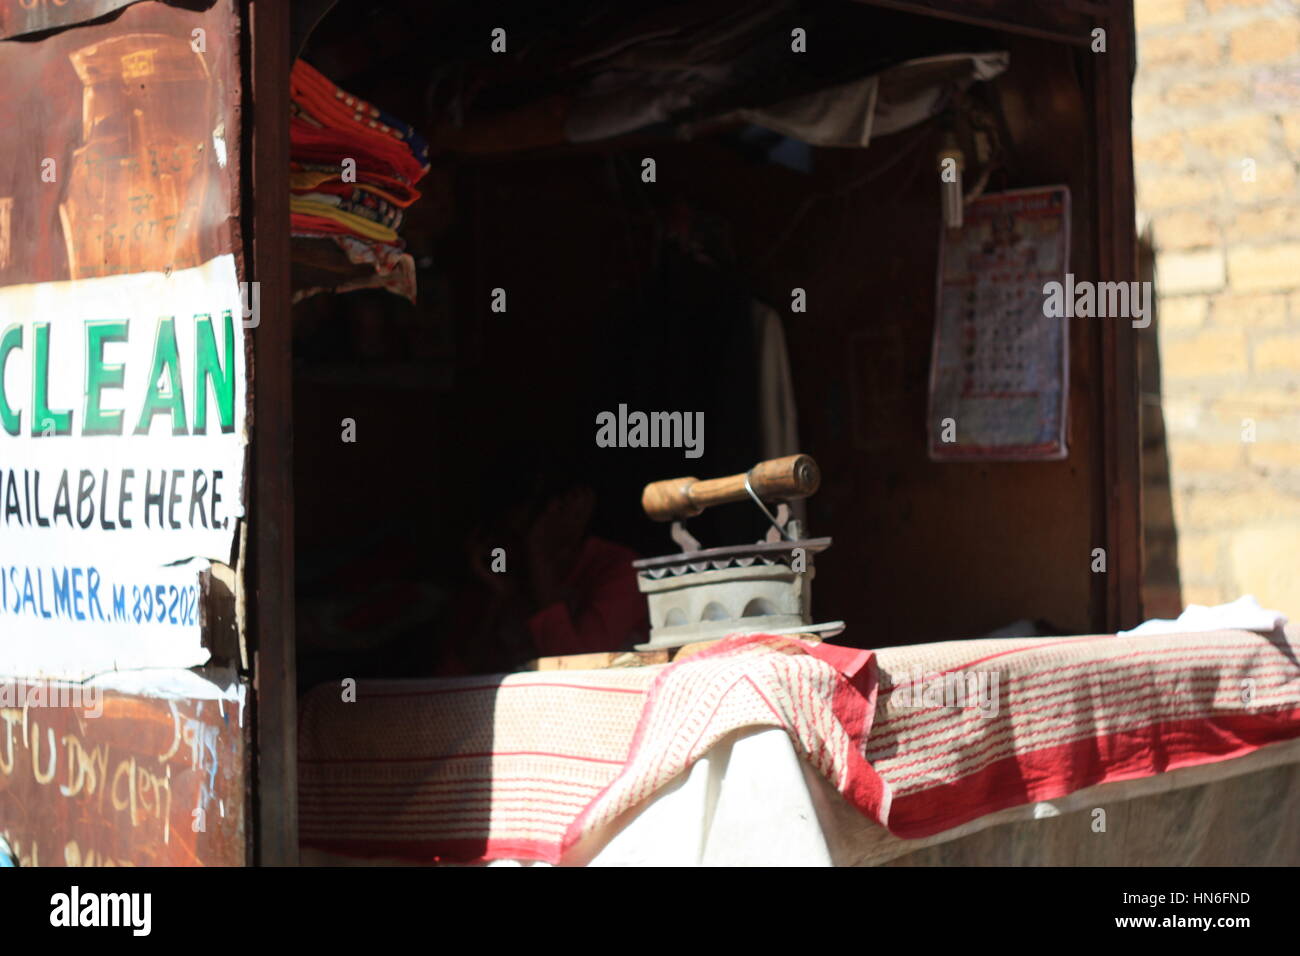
[436,455,647,675]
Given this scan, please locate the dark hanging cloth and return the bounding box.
[587,242,767,558]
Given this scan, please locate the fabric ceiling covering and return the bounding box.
[299,0,1009,154]
[696,51,1008,149]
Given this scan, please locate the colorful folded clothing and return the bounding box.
[292,236,417,305]
[294,191,404,230]
[290,59,429,302]
[291,164,422,208]
[290,197,400,243]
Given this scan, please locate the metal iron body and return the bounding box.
[633,504,834,651]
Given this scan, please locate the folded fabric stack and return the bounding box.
[290,59,430,303]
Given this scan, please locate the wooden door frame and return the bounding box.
[1089,0,1144,632]
[245,0,297,866]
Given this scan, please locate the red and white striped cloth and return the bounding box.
[870,629,1300,837]
[298,628,1300,863]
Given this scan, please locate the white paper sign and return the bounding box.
[0,559,210,679]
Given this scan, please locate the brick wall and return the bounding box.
[1134,0,1300,615]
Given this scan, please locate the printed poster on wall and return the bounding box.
[927,186,1070,461]
[0,1,245,679]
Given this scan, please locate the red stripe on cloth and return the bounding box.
[363,682,649,698]
[875,686,1298,780]
[914,636,1114,675]
[300,791,595,810]
[870,669,1300,761]
[875,640,1283,710]
[303,819,576,836]
[300,750,626,766]
[300,811,580,827]
[879,634,1294,690]
[874,657,1293,741]
[884,706,1300,838]
[300,780,603,795]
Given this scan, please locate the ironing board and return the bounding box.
[298,626,1300,865]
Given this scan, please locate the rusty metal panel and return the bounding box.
[0,0,250,864]
[0,0,240,288]
[0,683,246,865]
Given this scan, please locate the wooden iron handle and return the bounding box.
[641,454,820,522]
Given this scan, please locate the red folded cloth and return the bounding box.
[291,58,429,170]
[291,118,428,187]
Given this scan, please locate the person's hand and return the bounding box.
[525,487,593,606]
